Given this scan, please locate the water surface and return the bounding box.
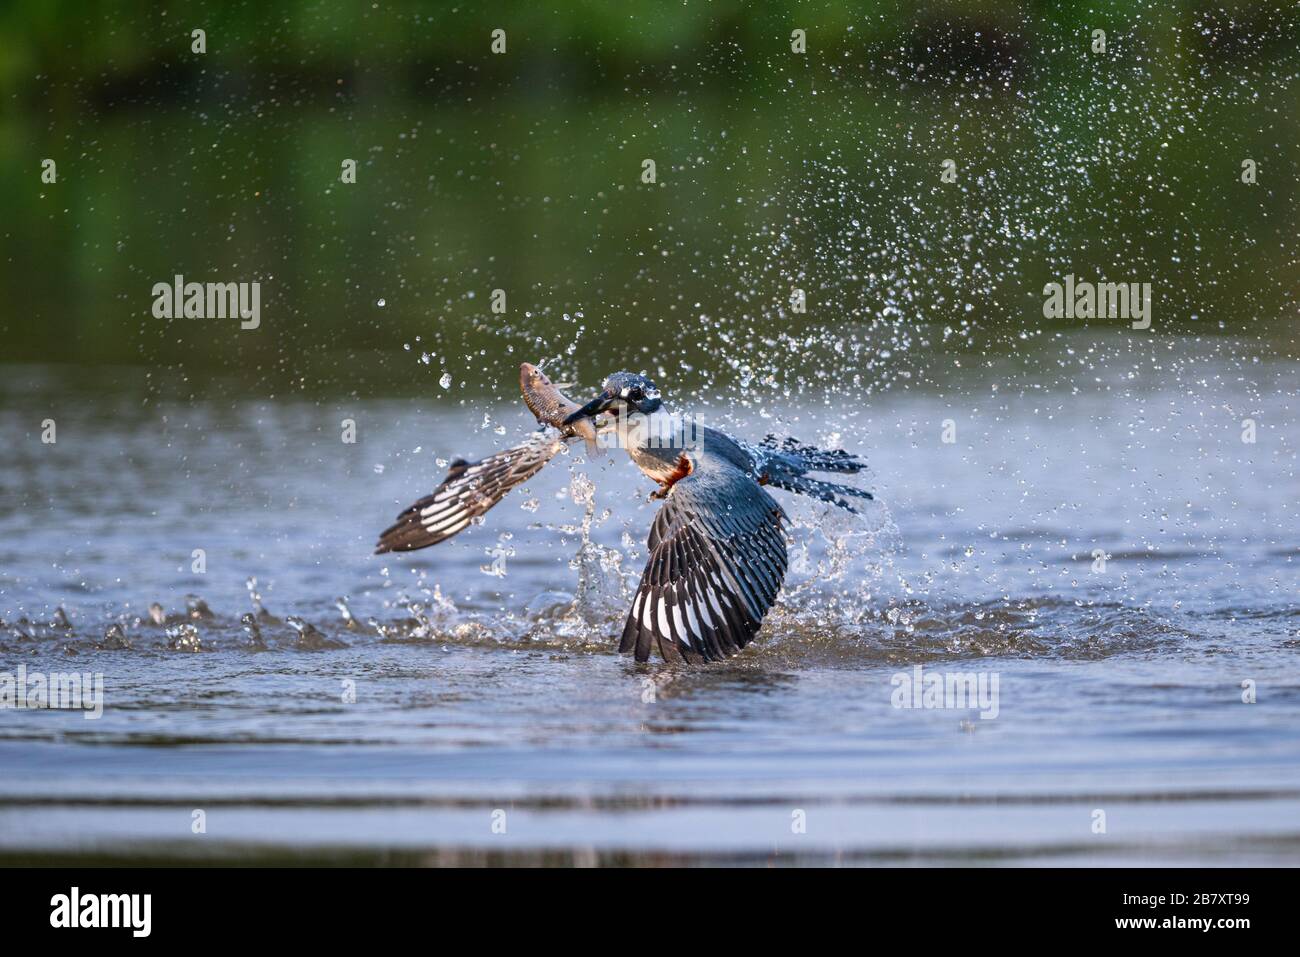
[1,347,1296,865]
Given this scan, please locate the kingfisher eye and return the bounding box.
[627,387,644,401]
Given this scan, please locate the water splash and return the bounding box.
[335,596,361,631]
[559,472,628,629]
[246,577,278,623]
[287,616,348,650]
[240,613,267,651]
[185,595,215,621]
[97,623,131,651]
[166,623,202,652]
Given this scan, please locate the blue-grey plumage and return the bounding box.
[619,449,788,663]
[565,371,874,663]
[374,429,564,554]
[376,364,607,554]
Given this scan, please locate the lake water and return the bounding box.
[2,339,1296,865]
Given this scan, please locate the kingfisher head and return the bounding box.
[564,371,663,424]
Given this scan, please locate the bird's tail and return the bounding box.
[765,473,874,512]
[760,434,866,474]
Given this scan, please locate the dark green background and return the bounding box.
[2,1,1297,397]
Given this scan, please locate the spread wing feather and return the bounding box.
[375,430,564,553]
[620,458,788,663]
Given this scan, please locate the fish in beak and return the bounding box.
[520,362,600,454]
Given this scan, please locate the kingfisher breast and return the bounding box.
[631,447,693,485]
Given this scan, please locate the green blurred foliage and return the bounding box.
[1,1,1297,396]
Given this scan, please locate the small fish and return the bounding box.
[520,362,600,453]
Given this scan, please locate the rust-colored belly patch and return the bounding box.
[658,453,694,489]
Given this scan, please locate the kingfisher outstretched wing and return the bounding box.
[620,454,788,663]
[375,429,564,553]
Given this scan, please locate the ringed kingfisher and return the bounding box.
[376,364,873,663]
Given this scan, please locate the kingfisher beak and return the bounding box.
[563,389,616,425]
